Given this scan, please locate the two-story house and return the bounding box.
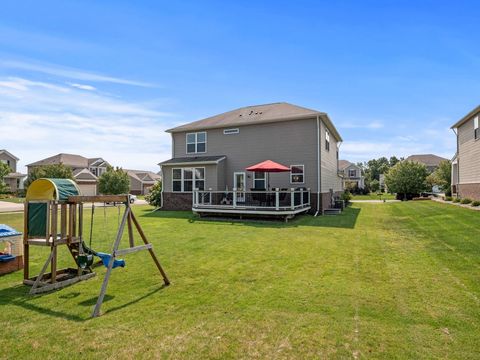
[26,153,110,196]
[159,102,343,215]
[0,149,27,192]
[338,160,364,190]
[451,105,480,200]
[125,169,162,195]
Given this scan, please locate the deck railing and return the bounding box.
[193,188,310,211]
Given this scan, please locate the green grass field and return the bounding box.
[0,197,25,203]
[351,193,396,200]
[1,201,479,359]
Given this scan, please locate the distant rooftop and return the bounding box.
[405,154,448,167]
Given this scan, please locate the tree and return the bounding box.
[145,181,162,208]
[370,179,380,193]
[98,166,130,195]
[25,164,73,188]
[427,160,452,195]
[384,161,429,199]
[389,156,401,168]
[0,162,12,193]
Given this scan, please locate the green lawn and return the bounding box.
[0,197,25,203]
[1,202,479,359]
[351,193,396,200]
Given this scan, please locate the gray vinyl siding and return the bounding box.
[0,153,17,172]
[458,114,480,184]
[162,164,219,192]
[320,120,342,193]
[129,176,143,192]
[171,118,342,193]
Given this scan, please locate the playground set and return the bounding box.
[22,178,169,317]
[0,224,23,275]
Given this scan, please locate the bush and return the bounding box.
[444,196,453,201]
[453,198,461,203]
[460,198,472,204]
[471,201,480,207]
[98,166,130,195]
[340,190,352,203]
[145,181,162,208]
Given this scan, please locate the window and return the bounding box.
[90,167,98,176]
[349,169,356,178]
[475,116,479,140]
[253,172,266,189]
[186,132,206,153]
[223,128,239,135]
[172,167,205,192]
[290,165,304,184]
[325,130,330,151]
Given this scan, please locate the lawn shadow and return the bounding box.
[0,282,167,322]
[0,284,86,322]
[141,207,361,229]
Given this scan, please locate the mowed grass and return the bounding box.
[351,193,396,200]
[0,197,25,203]
[1,201,479,359]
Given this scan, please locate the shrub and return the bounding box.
[444,196,453,202]
[145,181,162,208]
[453,198,461,203]
[98,166,130,195]
[460,198,472,204]
[340,190,352,203]
[471,201,480,207]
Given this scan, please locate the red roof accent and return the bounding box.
[246,160,290,172]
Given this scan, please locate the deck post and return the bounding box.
[233,188,237,208]
[307,188,311,206]
[300,190,304,208]
[290,188,294,210]
[192,189,197,208]
[275,189,279,210]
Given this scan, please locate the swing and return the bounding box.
[77,204,125,269]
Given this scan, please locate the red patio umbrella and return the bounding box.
[246,160,290,172]
[246,160,290,190]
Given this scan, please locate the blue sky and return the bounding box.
[1,0,479,172]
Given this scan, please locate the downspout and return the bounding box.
[452,128,459,198]
[315,115,322,216]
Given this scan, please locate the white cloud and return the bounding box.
[69,83,96,91]
[0,59,153,87]
[0,76,176,173]
[338,120,384,129]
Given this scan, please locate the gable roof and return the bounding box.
[166,102,342,141]
[27,153,108,168]
[338,160,352,170]
[125,169,162,183]
[451,105,480,129]
[0,149,19,161]
[405,154,448,167]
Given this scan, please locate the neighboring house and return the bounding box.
[338,160,364,189]
[26,153,110,196]
[158,102,343,213]
[405,154,448,173]
[405,154,448,194]
[451,105,480,200]
[0,150,27,192]
[125,169,161,195]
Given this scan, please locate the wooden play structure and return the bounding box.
[24,178,170,317]
[0,224,23,275]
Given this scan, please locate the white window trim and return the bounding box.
[223,128,239,135]
[475,116,479,140]
[348,169,357,178]
[290,165,305,184]
[186,132,207,154]
[253,172,266,189]
[325,130,330,151]
[172,167,206,192]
